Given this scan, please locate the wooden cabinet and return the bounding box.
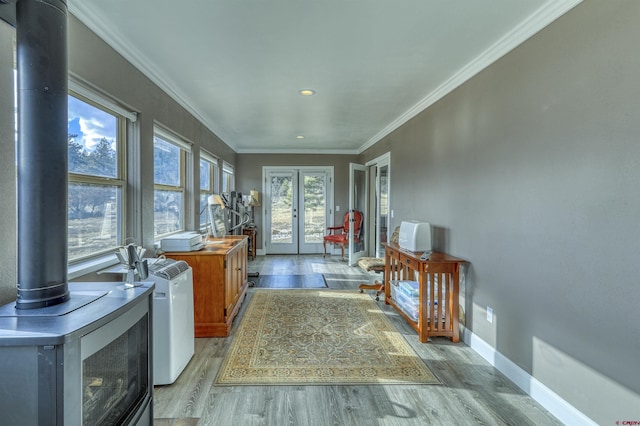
[164,236,248,337]
[384,242,465,343]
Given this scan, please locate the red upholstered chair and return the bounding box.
[323,210,363,258]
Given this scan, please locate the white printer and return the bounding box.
[160,232,204,252]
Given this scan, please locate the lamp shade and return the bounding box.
[208,194,225,209]
[248,189,261,207]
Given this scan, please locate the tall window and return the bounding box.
[154,129,188,237]
[199,151,219,229]
[67,93,126,262]
[222,161,234,194]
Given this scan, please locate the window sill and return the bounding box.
[68,254,120,280]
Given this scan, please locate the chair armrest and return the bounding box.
[325,225,345,236]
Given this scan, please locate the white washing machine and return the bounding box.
[148,259,195,385]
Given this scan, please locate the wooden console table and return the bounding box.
[383,242,465,343]
[164,235,248,337]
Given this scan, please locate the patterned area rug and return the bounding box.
[252,274,328,288]
[215,289,440,385]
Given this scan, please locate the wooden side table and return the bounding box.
[242,227,257,260]
[383,242,465,343]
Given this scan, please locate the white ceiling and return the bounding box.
[68,0,580,154]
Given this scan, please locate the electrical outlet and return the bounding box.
[486,306,494,323]
[336,205,340,212]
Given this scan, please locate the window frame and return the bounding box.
[67,90,128,264]
[222,161,235,194]
[153,127,190,238]
[199,150,220,231]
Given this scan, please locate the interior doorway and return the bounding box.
[366,153,390,259]
[263,166,334,254]
[348,163,368,265]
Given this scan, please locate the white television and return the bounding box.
[398,220,432,252]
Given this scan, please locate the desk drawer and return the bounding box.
[386,247,401,261]
[399,252,419,269]
[423,262,455,274]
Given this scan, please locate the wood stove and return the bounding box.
[0,282,154,425]
[0,2,154,424]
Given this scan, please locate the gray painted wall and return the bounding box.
[68,15,237,251]
[0,16,239,305]
[236,153,359,250]
[1,1,638,421]
[0,21,16,305]
[360,1,639,423]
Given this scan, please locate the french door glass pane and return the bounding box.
[270,175,293,244]
[303,174,325,244]
[379,165,389,254]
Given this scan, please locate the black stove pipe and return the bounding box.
[15,0,69,309]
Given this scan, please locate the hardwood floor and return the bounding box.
[153,254,561,426]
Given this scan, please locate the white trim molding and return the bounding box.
[68,2,238,152]
[462,327,597,426]
[154,124,193,153]
[358,0,583,153]
[69,74,138,122]
[69,0,582,156]
[236,148,360,155]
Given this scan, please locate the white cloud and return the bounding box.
[68,96,117,150]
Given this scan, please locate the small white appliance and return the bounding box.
[398,220,432,252]
[160,232,204,252]
[148,258,195,385]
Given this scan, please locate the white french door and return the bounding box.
[348,163,368,265]
[367,153,390,259]
[264,166,333,255]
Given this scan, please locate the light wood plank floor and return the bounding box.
[153,255,561,426]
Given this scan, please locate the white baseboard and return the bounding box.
[462,327,597,426]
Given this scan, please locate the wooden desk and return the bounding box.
[164,236,248,337]
[383,243,465,343]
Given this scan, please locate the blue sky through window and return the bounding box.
[68,95,117,151]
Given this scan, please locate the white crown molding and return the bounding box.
[236,148,359,155]
[462,327,597,426]
[67,1,238,152]
[69,0,581,156]
[358,0,583,154]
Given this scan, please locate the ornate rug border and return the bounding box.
[215,289,441,386]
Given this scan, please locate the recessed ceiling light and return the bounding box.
[296,135,305,139]
[299,89,316,96]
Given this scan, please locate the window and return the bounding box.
[222,161,234,194]
[199,151,219,229]
[154,129,189,237]
[67,93,126,262]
